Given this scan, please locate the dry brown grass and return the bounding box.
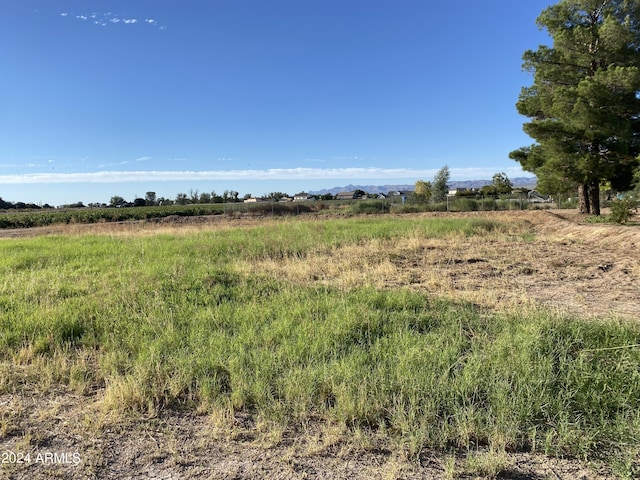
[0,214,262,239]
[233,210,640,320]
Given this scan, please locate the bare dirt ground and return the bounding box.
[238,209,640,322]
[396,209,640,320]
[0,389,621,480]
[1,209,638,479]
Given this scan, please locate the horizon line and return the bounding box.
[0,167,534,185]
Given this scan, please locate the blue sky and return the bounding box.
[0,1,553,206]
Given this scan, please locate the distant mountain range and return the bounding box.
[309,177,537,196]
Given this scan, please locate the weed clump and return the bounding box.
[247,203,313,216]
[609,197,637,224]
[350,201,390,214]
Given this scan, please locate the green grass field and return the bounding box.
[1,216,639,476]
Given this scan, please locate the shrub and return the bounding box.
[478,198,498,211]
[452,198,477,212]
[496,199,524,211]
[428,202,448,212]
[609,197,637,224]
[247,203,312,216]
[391,204,426,214]
[350,201,389,214]
[557,196,578,209]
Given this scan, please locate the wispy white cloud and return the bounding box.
[0,167,534,185]
[97,160,131,168]
[98,157,151,168]
[58,11,165,30]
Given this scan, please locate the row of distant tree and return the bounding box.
[0,188,346,210]
[0,197,54,210]
[107,190,335,207]
[107,189,352,207]
[0,171,516,211]
[107,189,243,207]
[411,167,515,204]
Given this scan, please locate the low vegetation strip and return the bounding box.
[0,204,228,229]
[0,216,638,476]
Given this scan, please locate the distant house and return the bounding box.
[245,196,281,203]
[293,192,314,201]
[528,191,552,203]
[335,191,357,200]
[387,190,412,198]
[448,188,468,196]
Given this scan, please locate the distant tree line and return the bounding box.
[108,190,242,208]
[0,197,53,210]
[413,168,520,203]
[1,188,357,211]
[1,174,513,211]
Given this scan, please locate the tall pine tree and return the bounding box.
[510,0,640,214]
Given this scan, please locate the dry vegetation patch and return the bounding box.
[0,392,620,480]
[240,210,640,320]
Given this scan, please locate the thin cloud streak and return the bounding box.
[0,167,532,185]
[59,11,165,29]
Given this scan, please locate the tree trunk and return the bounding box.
[578,184,590,214]
[588,181,600,215]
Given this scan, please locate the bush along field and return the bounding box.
[0,204,226,228]
[0,202,319,229]
[1,216,639,476]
